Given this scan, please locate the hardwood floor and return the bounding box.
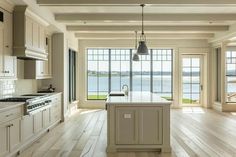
[19,107,236,157]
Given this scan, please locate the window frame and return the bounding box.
[87,48,174,100]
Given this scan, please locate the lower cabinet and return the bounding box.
[21,115,34,142]
[42,108,50,128]
[115,106,163,145]
[116,108,137,144]
[0,118,21,157]
[33,111,43,133]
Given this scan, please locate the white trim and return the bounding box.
[25,9,50,27]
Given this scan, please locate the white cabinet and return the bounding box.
[33,111,43,133]
[0,118,21,157]
[138,107,163,144]
[115,107,163,145]
[42,108,50,128]
[116,108,137,144]
[24,35,52,79]
[0,122,9,157]
[50,94,62,124]
[13,6,48,60]
[21,115,34,142]
[0,9,17,79]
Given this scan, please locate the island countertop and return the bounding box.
[106,92,172,105]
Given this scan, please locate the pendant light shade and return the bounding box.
[132,53,139,61]
[137,41,148,55]
[132,30,140,61]
[137,4,149,55]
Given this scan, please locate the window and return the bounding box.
[152,49,173,98]
[87,48,173,100]
[132,50,151,91]
[226,51,236,102]
[87,49,109,100]
[110,49,131,91]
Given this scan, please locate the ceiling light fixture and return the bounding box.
[137,4,149,55]
[132,31,139,61]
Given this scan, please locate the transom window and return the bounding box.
[87,48,173,100]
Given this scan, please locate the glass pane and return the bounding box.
[183,58,191,67]
[192,84,200,93]
[183,84,191,93]
[192,58,200,67]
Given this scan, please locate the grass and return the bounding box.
[87,95,107,100]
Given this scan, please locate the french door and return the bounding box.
[181,55,203,106]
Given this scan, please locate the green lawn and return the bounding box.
[87,95,107,100]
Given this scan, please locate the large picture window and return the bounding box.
[87,48,173,100]
[226,51,236,102]
[110,49,131,91]
[87,49,109,100]
[132,50,151,91]
[152,49,173,98]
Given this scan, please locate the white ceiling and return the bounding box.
[47,6,236,14]
[34,1,236,40]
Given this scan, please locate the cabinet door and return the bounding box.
[2,11,16,78]
[3,11,12,56]
[4,56,16,78]
[33,111,43,133]
[9,118,21,151]
[25,17,33,48]
[21,115,34,142]
[138,107,163,145]
[0,23,4,77]
[0,123,9,156]
[36,60,45,77]
[32,21,39,49]
[115,107,138,144]
[42,108,50,128]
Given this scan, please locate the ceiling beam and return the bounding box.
[56,13,236,22]
[75,33,214,39]
[67,25,229,33]
[37,0,236,5]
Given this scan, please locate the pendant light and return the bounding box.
[132,31,139,61]
[137,4,149,55]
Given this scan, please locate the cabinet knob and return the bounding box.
[5,45,9,48]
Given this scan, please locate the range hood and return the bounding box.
[13,6,49,60]
[13,47,48,60]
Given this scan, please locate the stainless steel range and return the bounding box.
[0,94,53,115]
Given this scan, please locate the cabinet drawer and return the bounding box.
[0,107,21,123]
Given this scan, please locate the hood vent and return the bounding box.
[13,6,49,60]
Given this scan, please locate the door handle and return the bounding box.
[200,85,203,91]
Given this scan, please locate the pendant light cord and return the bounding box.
[141,4,144,35]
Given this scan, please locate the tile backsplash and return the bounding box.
[0,79,38,98]
[0,80,15,97]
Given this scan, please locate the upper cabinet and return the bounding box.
[24,35,52,79]
[0,9,17,79]
[13,6,49,60]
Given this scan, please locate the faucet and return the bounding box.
[122,84,129,96]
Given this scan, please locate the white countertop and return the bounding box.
[106,92,172,105]
[0,102,24,112]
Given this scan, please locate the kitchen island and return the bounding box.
[106,92,171,153]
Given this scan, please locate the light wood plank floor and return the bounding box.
[19,107,236,157]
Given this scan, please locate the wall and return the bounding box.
[78,39,210,109]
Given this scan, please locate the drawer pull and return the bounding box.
[5,113,13,117]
